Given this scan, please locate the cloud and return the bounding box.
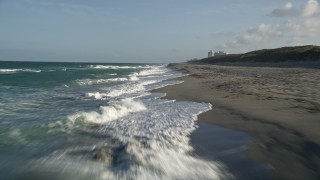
[285,17,320,45]
[269,1,320,18]
[218,17,320,50]
[269,2,296,17]
[217,0,320,51]
[302,0,319,17]
[217,24,283,49]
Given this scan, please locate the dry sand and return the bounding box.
[155,63,320,180]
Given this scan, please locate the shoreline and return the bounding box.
[155,63,320,179]
[190,122,272,180]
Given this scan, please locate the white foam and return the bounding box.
[129,75,140,81]
[0,69,41,73]
[76,78,128,86]
[31,65,230,179]
[105,80,158,97]
[89,65,150,69]
[24,69,41,73]
[85,65,183,99]
[8,128,26,143]
[86,92,107,99]
[135,66,167,77]
[32,100,230,179]
[96,100,227,179]
[0,69,21,72]
[67,98,146,124]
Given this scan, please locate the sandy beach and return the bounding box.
[155,63,320,180]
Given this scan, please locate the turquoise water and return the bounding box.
[0,61,230,179]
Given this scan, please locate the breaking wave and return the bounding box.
[68,98,146,124]
[25,98,230,180]
[12,64,231,179]
[0,68,41,73]
[76,78,128,86]
[89,65,152,69]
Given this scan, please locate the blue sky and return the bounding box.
[0,0,319,63]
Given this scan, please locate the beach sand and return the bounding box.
[155,63,320,180]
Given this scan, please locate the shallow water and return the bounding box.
[0,61,232,179]
[191,123,272,180]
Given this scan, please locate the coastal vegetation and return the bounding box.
[197,45,320,64]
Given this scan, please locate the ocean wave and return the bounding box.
[84,66,183,99]
[0,69,41,73]
[128,75,139,81]
[89,65,151,69]
[93,100,224,179]
[67,98,146,124]
[10,64,231,179]
[130,67,167,77]
[104,80,158,98]
[76,78,128,86]
[27,100,230,179]
[84,80,158,100]
[86,92,109,99]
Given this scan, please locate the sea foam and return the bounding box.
[68,98,146,124]
[76,78,128,86]
[89,65,152,69]
[0,69,41,73]
[27,98,230,180]
[21,64,230,179]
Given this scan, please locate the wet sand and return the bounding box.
[191,123,271,180]
[155,63,320,180]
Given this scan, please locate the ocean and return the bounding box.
[0,61,230,179]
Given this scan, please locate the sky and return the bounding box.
[0,0,319,63]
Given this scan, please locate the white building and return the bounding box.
[208,50,213,57]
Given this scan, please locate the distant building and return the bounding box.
[214,51,227,57]
[208,50,213,57]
